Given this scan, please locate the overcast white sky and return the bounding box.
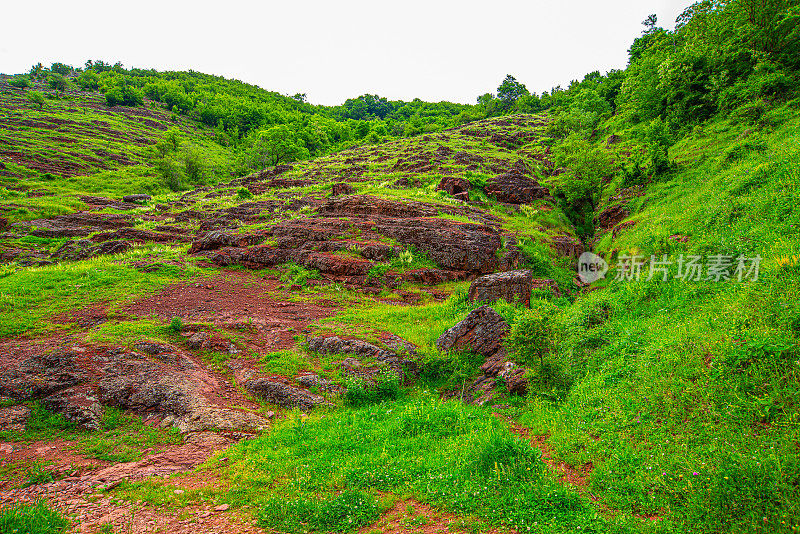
[1,0,691,106]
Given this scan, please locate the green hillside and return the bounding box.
[0,1,799,533]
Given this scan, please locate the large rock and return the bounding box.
[188,231,261,254]
[243,378,325,410]
[595,205,629,230]
[485,172,550,204]
[307,336,417,379]
[0,405,31,433]
[0,349,86,400]
[122,194,152,203]
[42,387,103,430]
[436,176,470,201]
[436,305,509,357]
[550,235,585,258]
[468,270,533,307]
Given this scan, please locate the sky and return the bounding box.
[1,0,692,106]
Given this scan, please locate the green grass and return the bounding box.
[209,394,600,533]
[0,501,69,534]
[0,246,211,338]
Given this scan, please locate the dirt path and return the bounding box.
[492,412,593,494]
[494,413,663,522]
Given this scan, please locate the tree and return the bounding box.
[50,62,72,75]
[246,125,309,169]
[496,74,529,109]
[47,73,68,92]
[291,93,307,103]
[76,70,100,91]
[29,63,44,79]
[477,92,498,117]
[105,83,143,106]
[26,91,45,110]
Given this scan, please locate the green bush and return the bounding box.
[26,91,46,110]
[237,187,253,199]
[168,317,183,333]
[0,501,69,534]
[104,84,143,107]
[279,262,321,286]
[8,76,30,89]
[76,70,100,91]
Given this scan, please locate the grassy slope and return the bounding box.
[0,80,236,224]
[1,90,798,532]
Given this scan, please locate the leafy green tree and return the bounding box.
[496,74,529,110]
[29,63,44,79]
[47,73,68,92]
[76,70,100,91]
[104,83,143,106]
[246,125,309,169]
[505,300,561,367]
[477,92,498,117]
[26,91,45,110]
[50,62,72,75]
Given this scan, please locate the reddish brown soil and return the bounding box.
[122,271,339,353]
[360,498,514,534]
[0,432,262,533]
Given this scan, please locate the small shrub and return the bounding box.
[343,370,401,407]
[504,300,561,367]
[279,262,321,286]
[237,187,253,199]
[168,317,183,333]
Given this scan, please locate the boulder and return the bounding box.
[595,205,629,230]
[0,404,31,433]
[436,305,509,357]
[468,270,533,307]
[51,239,131,261]
[297,373,345,394]
[436,176,470,201]
[550,235,585,258]
[243,378,325,410]
[0,349,86,400]
[331,182,354,196]
[307,336,415,379]
[42,388,103,430]
[186,331,209,350]
[122,194,152,203]
[189,231,251,254]
[485,172,550,204]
